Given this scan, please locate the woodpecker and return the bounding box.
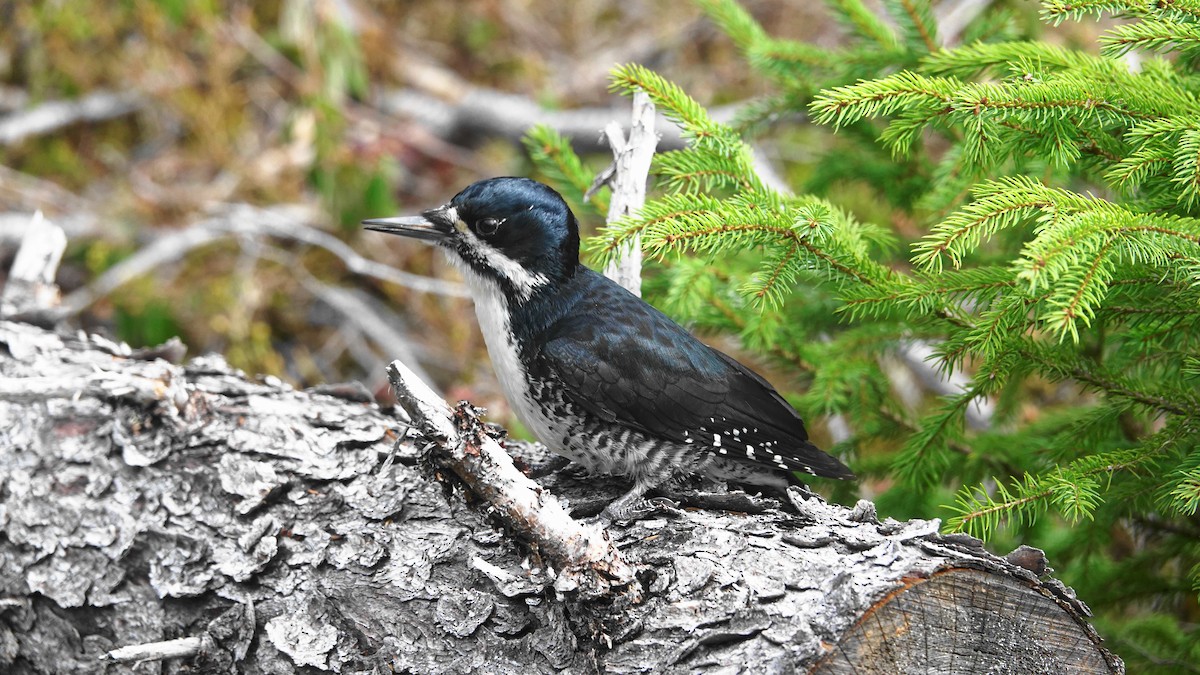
[365,177,853,521]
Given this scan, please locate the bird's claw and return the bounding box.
[598,496,684,525]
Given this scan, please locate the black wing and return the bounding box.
[531,273,853,479]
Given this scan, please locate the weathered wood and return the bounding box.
[0,212,66,319]
[818,569,1112,673]
[385,360,638,601]
[597,91,657,296]
[0,319,1123,673]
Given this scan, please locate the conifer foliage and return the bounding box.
[528,1,1200,669]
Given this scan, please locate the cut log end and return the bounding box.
[817,568,1119,674]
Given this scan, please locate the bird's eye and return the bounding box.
[476,218,503,235]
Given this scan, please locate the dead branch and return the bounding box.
[383,60,744,154]
[386,360,639,602]
[55,203,467,320]
[0,213,66,318]
[0,91,143,146]
[596,91,658,296]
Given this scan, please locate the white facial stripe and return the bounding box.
[454,227,547,302]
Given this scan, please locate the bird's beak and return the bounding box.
[363,206,455,243]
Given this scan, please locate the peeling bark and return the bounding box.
[0,319,1123,673]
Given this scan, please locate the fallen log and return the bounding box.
[0,315,1122,673]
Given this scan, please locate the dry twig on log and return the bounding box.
[386,360,638,602]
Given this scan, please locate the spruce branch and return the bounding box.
[912,176,1087,272]
[1042,230,1118,343]
[653,149,759,194]
[1021,345,1200,418]
[920,40,1099,78]
[533,11,1200,651]
[947,447,1152,538]
[893,389,978,487]
[810,71,957,129]
[1162,442,1200,516]
[610,63,743,157]
[1040,0,1197,24]
[827,0,902,50]
[693,0,769,53]
[523,124,607,216]
[1107,148,1173,191]
[883,0,940,53]
[1101,18,1200,57]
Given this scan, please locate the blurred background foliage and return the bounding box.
[1,0,1193,670]
[0,0,795,400]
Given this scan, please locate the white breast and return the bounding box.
[458,266,565,453]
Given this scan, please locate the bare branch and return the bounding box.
[935,0,993,47]
[0,91,143,146]
[57,226,226,316]
[898,339,994,430]
[301,276,437,394]
[1,212,66,318]
[381,62,742,154]
[599,91,658,296]
[0,165,95,233]
[104,637,206,664]
[0,85,30,112]
[56,203,467,317]
[386,359,639,600]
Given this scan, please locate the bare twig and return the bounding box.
[58,226,226,316]
[299,274,436,394]
[935,0,993,48]
[232,205,469,297]
[1,212,66,318]
[57,203,467,317]
[0,165,94,224]
[0,91,143,146]
[0,86,30,112]
[104,636,206,663]
[382,63,743,154]
[898,340,994,430]
[386,359,639,601]
[597,91,657,296]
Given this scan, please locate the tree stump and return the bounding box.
[0,318,1123,673]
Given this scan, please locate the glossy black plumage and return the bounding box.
[527,266,852,479]
[366,177,852,519]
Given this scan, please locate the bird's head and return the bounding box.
[364,177,581,301]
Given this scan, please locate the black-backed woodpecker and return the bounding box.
[365,177,853,521]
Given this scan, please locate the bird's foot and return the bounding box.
[659,488,780,514]
[598,496,684,526]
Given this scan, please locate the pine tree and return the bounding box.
[526,1,1200,670]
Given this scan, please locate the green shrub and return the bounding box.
[530,1,1200,670]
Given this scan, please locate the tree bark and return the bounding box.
[0,317,1123,674]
